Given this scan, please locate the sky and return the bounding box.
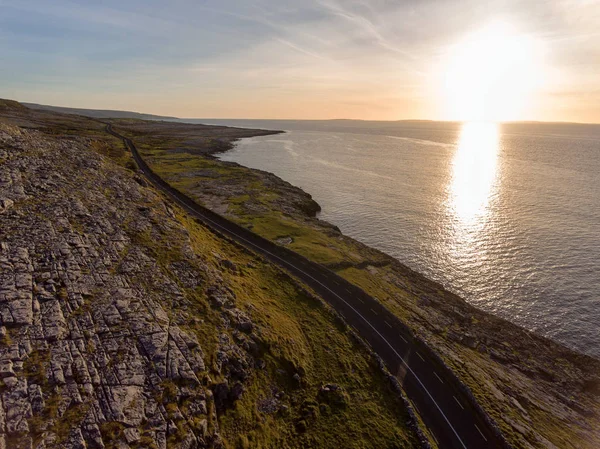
[1,0,599,122]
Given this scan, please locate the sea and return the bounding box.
[191,119,600,358]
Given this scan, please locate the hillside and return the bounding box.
[22,102,179,121]
[110,118,600,449]
[0,100,420,449]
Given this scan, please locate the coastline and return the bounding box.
[217,136,599,362]
[221,128,600,360]
[102,118,600,449]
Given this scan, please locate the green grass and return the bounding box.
[174,213,417,448]
[249,214,355,265]
[132,142,369,267]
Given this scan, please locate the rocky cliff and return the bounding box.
[0,103,418,449]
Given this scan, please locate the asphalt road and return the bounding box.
[106,124,508,449]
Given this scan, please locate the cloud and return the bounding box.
[315,0,417,62]
[1,0,599,121]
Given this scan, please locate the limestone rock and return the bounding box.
[0,125,249,448]
[0,198,13,214]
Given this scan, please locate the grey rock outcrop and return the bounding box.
[0,124,256,449]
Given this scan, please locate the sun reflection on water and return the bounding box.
[449,122,500,227]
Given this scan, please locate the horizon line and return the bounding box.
[19,100,600,126]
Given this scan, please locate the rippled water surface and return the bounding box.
[210,119,600,357]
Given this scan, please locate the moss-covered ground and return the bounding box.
[178,214,417,448]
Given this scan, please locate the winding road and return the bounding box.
[106,124,507,449]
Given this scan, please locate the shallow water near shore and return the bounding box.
[209,119,600,358]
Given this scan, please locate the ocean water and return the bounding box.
[205,119,600,358]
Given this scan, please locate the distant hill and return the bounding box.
[23,102,180,121]
[0,98,28,111]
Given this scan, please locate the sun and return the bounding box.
[439,21,544,122]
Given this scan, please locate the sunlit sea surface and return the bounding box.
[202,119,600,358]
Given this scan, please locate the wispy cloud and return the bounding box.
[1,0,599,121]
[315,0,417,62]
[275,38,329,60]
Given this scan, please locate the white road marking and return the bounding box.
[385,320,392,328]
[399,334,408,343]
[370,308,378,316]
[356,297,364,304]
[452,396,465,410]
[118,127,469,449]
[475,424,488,441]
[416,352,425,362]
[434,372,444,384]
[453,396,464,410]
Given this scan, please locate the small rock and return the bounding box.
[83,424,105,448]
[227,308,253,333]
[255,359,266,370]
[462,334,479,349]
[133,175,148,187]
[0,198,14,214]
[28,384,45,414]
[167,420,178,436]
[318,383,348,408]
[207,286,235,308]
[213,382,230,412]
[257,397,279,414]
[0,360,15,378]
[220,259,237,272]
[124,427,141,444]
[188,398,207,416]
[68,428,87,449]
[230,382,244,401]
[196,419,208,438]
[3,376,18,388]
[275,236,293,246]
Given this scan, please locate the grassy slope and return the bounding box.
[0,101,419,449]
[179,214,415,449]
[109,118,600,449]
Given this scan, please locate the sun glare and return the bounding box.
[440,21,544,122]
[449,122,500,224]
